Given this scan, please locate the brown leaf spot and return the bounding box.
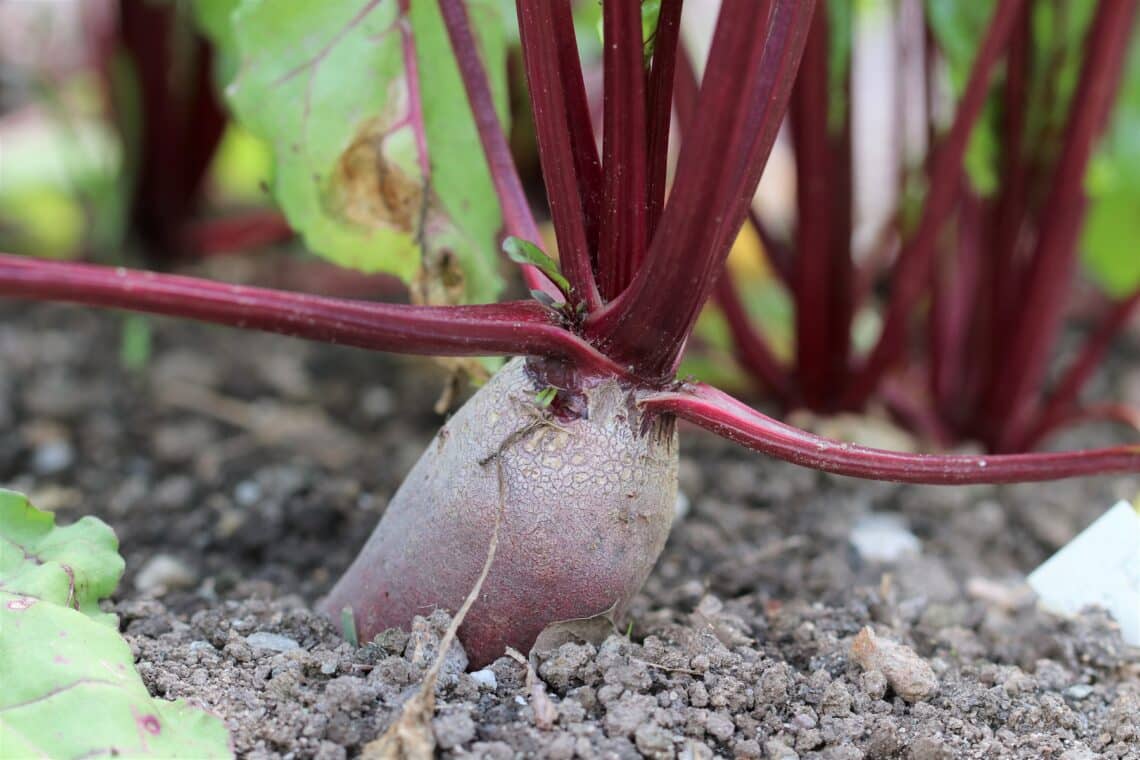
[327,118,423,234]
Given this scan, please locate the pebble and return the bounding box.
[1063,684,1094,701]
[32,440,75,475]
[360,385,395,419]
[317,652,339,675]
[470,669,498,690]
[764,738,799,759]
[679,741,716,760]
[153,475,194,511]
[674,490,691,520]
[246,631,301,652]
[432,710,476,750]
[849,513,921,563]
[134,554,198,594]
[850,627,938,703]
[235,480,262,507]
[406,612,467,686]
[1059,747,1098,760]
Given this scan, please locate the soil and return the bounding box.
[2,301,1139,760]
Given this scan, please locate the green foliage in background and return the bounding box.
[924,1,1139,297]
[1083,22,1140,298]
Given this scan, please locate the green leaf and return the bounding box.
[1082,21,1140,297]
[406,0,511,305]
[0,490,232,757]
[120,314,154,372]
[825,0,853,134]
[962,101,1000,196]
[193,0,243,89]
[924,0,1000,195]
[682,278,795,390]
[1026,1,1097,145]
[924,0,996,93]
[503,236,571,295]
[642,0,662,61]
[0,592,233,758]
[534,386,558,408]
[226,0,510,304]
[0,489,123,624]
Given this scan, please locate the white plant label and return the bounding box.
[1027,500,1140,646]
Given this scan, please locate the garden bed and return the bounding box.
[2,302,1138,759]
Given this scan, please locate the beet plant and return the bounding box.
[1,0,1138,667]
[700,0,1140,455]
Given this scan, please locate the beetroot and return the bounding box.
[320,359,677,666]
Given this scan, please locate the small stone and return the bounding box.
[907,736,952,760]
[764,738,799,759]
[32,439,74,475]
[703,711,736,742]
[470,668,498,690]
[153,420,215,463]
[406,613,467,686]
[214,509,244,539]
[850,627,938,703]
[467,741,513,760]
[246,631,301,652]
[432,710,476,750]
[679,741,716,760]
[234,480,262,507]
[634,723,674,759]
[849,513,920,563]
[603,693,658,738]
[317,652,339,675]
[360,385,395,419]
[372,627,409,654]
[539,641,595,691]
[821,680,853,715]
[1063,684,1094,701]
[674,490,691,520]
[760,664,791,701]
[314,740,347,760]
[825,745,865,760]
[732,738,763,759]
[134,554,197,594]
[152,476,194,511]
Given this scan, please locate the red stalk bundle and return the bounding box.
[710,0,1140,455]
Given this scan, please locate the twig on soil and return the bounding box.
[362,459,507,759]
[630,656,702,677]
[504,647,557,730]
